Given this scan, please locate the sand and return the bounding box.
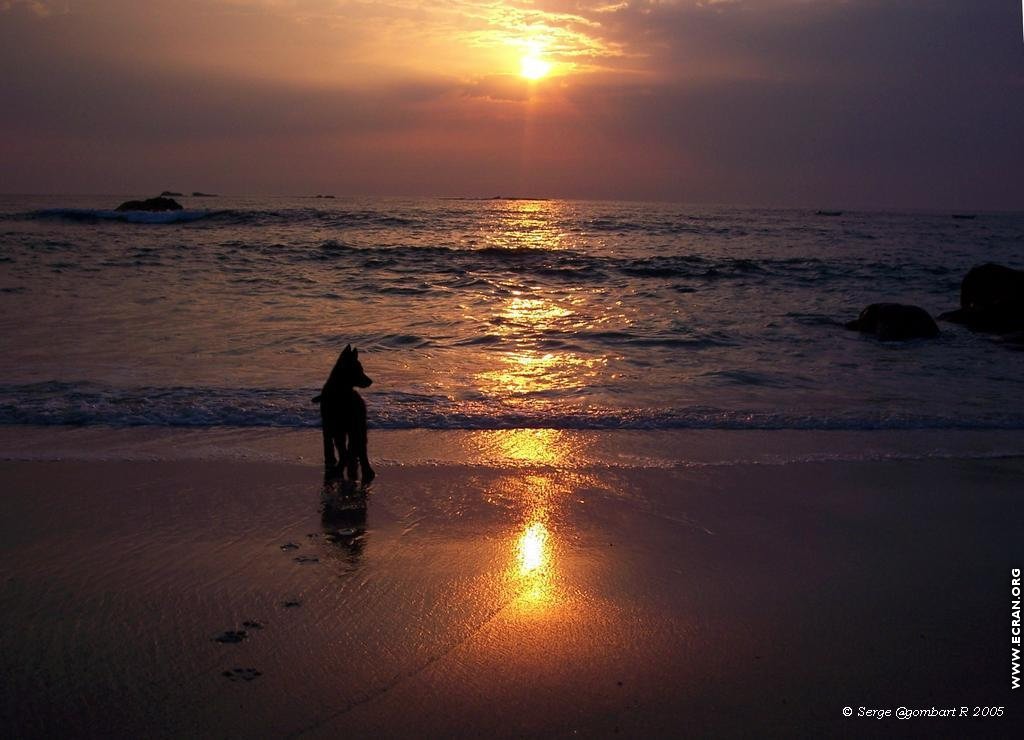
[1,430,1023,737]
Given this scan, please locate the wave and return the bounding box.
[2,382,1023,431]
[4,207,753,239]
[21,208,224,224]
[2,227,953,294]
[585,215,743,236]
[301,241,856,284]
[2,208,965,292]
[11,207,425,229]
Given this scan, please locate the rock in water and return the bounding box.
[845,303,939,341]
[115,196,183,212]
[939,263,1024,332]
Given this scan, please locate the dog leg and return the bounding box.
[353,430,374,484]
[344,434,358,481]
[322,427,337,471]
[360,457,375,485]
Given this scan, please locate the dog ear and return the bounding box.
[352,347,359,358]
[343,344,352,354]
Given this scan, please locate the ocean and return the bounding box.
[1,194,1023,434]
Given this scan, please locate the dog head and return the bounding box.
[325,344,373,390]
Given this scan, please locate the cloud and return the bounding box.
[462,74,534,101]
[0,0,63,17]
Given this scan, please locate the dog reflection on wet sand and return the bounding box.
[320,477,368,563]
[313,344,375,483]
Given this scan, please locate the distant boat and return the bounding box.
[160,190,182,197]
[192,191,217,197]
[816,210,844,216]
[314,194,336,199]
[951,214,976,220]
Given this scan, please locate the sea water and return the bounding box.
[1,195,1023,434]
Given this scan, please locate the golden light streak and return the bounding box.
[486,429,572,466]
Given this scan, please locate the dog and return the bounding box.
[312,345,375,483]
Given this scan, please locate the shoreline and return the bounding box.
[2,433,1022,736]
[3,425,1024,468]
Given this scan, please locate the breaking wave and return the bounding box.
[2,382,1022,431]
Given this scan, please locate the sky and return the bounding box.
[1,0,1022,208]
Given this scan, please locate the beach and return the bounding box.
[2,429,1021,737]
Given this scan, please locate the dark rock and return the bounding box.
[159,190,183,197]
[192,191,216,197]
[938,263,1024,332]
[845,303,939,341]
[115,197,183,212]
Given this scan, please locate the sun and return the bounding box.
[520,52,551,80]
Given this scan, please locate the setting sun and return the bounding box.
[520,53,551,80]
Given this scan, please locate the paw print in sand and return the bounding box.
[213,630,248,644]
[222,667,262,682]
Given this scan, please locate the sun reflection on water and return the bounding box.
[519,520,548,573]
[501,296,573,327]
[483,199,574,252]
[482,431,588,614]
[476,351,600,404]
[475,292,605,406]
[473,428,588,468]
[513,517,553,608]
[468,199,606,615]
[474,200,604,407]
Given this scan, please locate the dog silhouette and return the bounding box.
[313,345,375,483]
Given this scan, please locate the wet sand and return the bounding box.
[1,443,1022,737]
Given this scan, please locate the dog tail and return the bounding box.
[311,394,322,404]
